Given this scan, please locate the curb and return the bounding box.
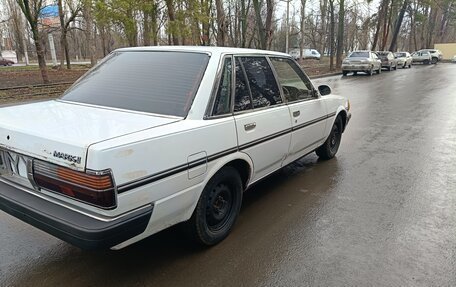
[309,72,341,79]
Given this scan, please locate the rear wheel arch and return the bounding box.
[224,159,252,190]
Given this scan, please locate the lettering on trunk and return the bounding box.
[53,151,81,164]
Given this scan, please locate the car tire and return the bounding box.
[368,66,373,76]
[431,57,438,64]
[376,67,381,74]
[393,64,397,70]
[388,65,392,71]
[353,71,358,76]
[342,71,348,76]
[408,63,412,68]
[316,118,342,160]
[186,166,243,246]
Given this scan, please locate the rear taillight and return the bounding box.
[32,160,116,209]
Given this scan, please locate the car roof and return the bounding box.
[115,46,291,57]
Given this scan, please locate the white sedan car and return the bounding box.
[0,47,350,249]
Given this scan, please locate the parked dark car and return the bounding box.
[375,51,397,71]
[0,57,14,66]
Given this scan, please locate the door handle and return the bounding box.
[244,122,256,131]
[293,111,300,117]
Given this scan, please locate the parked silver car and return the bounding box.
[412,51,432,64]
[394,52,412,68]
[418,49,442,63]
[341,51,382,76]
[376,51,397,71]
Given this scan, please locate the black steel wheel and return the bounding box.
[186,166,243,246]
[316,118,342,160]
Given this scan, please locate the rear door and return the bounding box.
[233,56,292,182]
[269,57,328,165]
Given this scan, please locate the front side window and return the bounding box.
[238,56,282,108]
[270,57,314,102]
[212,57,232,116]
[61,51,209,117]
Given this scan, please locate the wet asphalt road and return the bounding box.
[1,64,456,286]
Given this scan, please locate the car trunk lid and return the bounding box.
[0,100,180,171]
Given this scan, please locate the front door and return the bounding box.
[269,57,328,165]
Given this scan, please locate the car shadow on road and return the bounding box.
[6,155,341,287]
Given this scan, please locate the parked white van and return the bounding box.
[0,50,18,64]
[289,48,321,60]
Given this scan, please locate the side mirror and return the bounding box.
[318,85,331,96]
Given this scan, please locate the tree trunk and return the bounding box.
[83,0,96,66]
[143,12,151,46]
[252,0,266,49]
[58,0,65,68]
[320,0,328,53]
[300,0,307,60]
[215,0,227,46]
[373,0,390,50]
[201,0,211,46]
[32,29,49,83]
[336,0,344,68]
[165,0,179,45]
[64,36,70,69]
[389,0,408,52]
[265,0,274,50]
[329,0,335,70]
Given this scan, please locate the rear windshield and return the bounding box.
[61,51,210,117]
[376,52,389,56]
[395,52,406,57]
[349,52,369,58]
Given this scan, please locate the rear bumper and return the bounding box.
[341,64,370,71]
[0,180,152,250]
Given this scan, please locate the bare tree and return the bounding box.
[16,0,48,83]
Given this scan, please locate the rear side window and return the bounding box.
[234,58,253,112]
[61,51,209,117]
[212,57,232,116]
[238,56,282,108]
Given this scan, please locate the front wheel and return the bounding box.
[342,70,348,76]
[368,66,373,76]
[316,118,342,160]
[186,166,243,246]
